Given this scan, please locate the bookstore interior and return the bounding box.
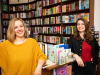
[0,0,100,75]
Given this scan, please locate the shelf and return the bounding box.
[9,3,28,6]
[43,33,61,36]
[43,2,61,9]
[62,9,89,15]
[62,34,73,36]
[2,19,9,20]
[3,33,7,35]
[62,23,76,25]
[28,1,37,4]
[21,18,29,20]
[62,0,79,5]
[29,0,41,3]
[30,25,42,27]
[9,11,29,13]
[42,13,61,17]
[43,24,61,26]
[2,11,9,13]
[45,61,73,70]
[43,42,57,45]
[30,16,42,19]
[3,26,8,28]
[29,9,36,11]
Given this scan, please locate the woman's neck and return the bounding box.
[79,32,84,39]
[13,37,27,44]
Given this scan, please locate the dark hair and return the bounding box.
[74,18,93,41]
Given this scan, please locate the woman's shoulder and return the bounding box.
[0,40,10,47]
[28,38,37,42]
[70,35,75,39]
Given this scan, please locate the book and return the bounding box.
[2,4,8,12]
[56,66,68,75]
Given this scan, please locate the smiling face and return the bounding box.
[77,20,85,33]
[14,20,25,38]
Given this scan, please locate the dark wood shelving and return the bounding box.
[62,34,73,36]
[62,9,89,15]
[30,25,42,27]
[9,11,29,13]
[21,18,29,20]
[2,19,9,20]
[43,33,61,36]
[42,2,61,9]
[2,11,9,13]
[62,23,76,25]
[28,1,37,4]
[42,13,61,17]
[3,26,8,28]
[43,42,57,45]
[3,33,7,35]
[28,9,36,11]
[42,24,61,26]
[62,0,79,5]
[9,3,28,6]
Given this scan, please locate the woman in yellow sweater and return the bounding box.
[0,18,47,75]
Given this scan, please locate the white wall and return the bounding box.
[94,0,100,31]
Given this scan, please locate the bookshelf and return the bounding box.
[1,0,9,39]
[1,0,95,74]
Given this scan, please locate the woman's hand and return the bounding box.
[32,65,42,75]
[73,54,84,67]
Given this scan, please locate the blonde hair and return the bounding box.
[7,18,27,43]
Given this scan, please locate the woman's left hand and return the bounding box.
[32,65,42,75]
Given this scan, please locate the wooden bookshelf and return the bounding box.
[1,0,96,75]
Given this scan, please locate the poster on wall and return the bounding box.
[2,4,8,12]
[2,0,8,4]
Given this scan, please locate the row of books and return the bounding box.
[31,27,43,33]
[43,36,61,44]
[36,1,42,8]
[62,13,89,23]
[31,34,43,42]
[2,13,9,19]
[43,26,61,34]
[9,5,29,12]
[62,26,76,34]
[30,26,75,35]
[62,0,89,12]
[38,42,72,65]
[43,16,61,24]
[10,13,29,19]
[35,7,42,17]
[3,28,7,33]
[43,5,61,15]
[52,65,72,75]
[29,3,36,10]
[30,18,42,25]
[43,0,61,7]
[3,20,9,26]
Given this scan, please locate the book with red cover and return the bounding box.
[56,66,68,75]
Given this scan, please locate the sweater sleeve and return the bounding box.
[69,35,74,53]
[34,40,47,62]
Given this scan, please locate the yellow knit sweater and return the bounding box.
[0,38,47,75]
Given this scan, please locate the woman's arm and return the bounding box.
[71,52,84,67]
[33,59,45,75]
